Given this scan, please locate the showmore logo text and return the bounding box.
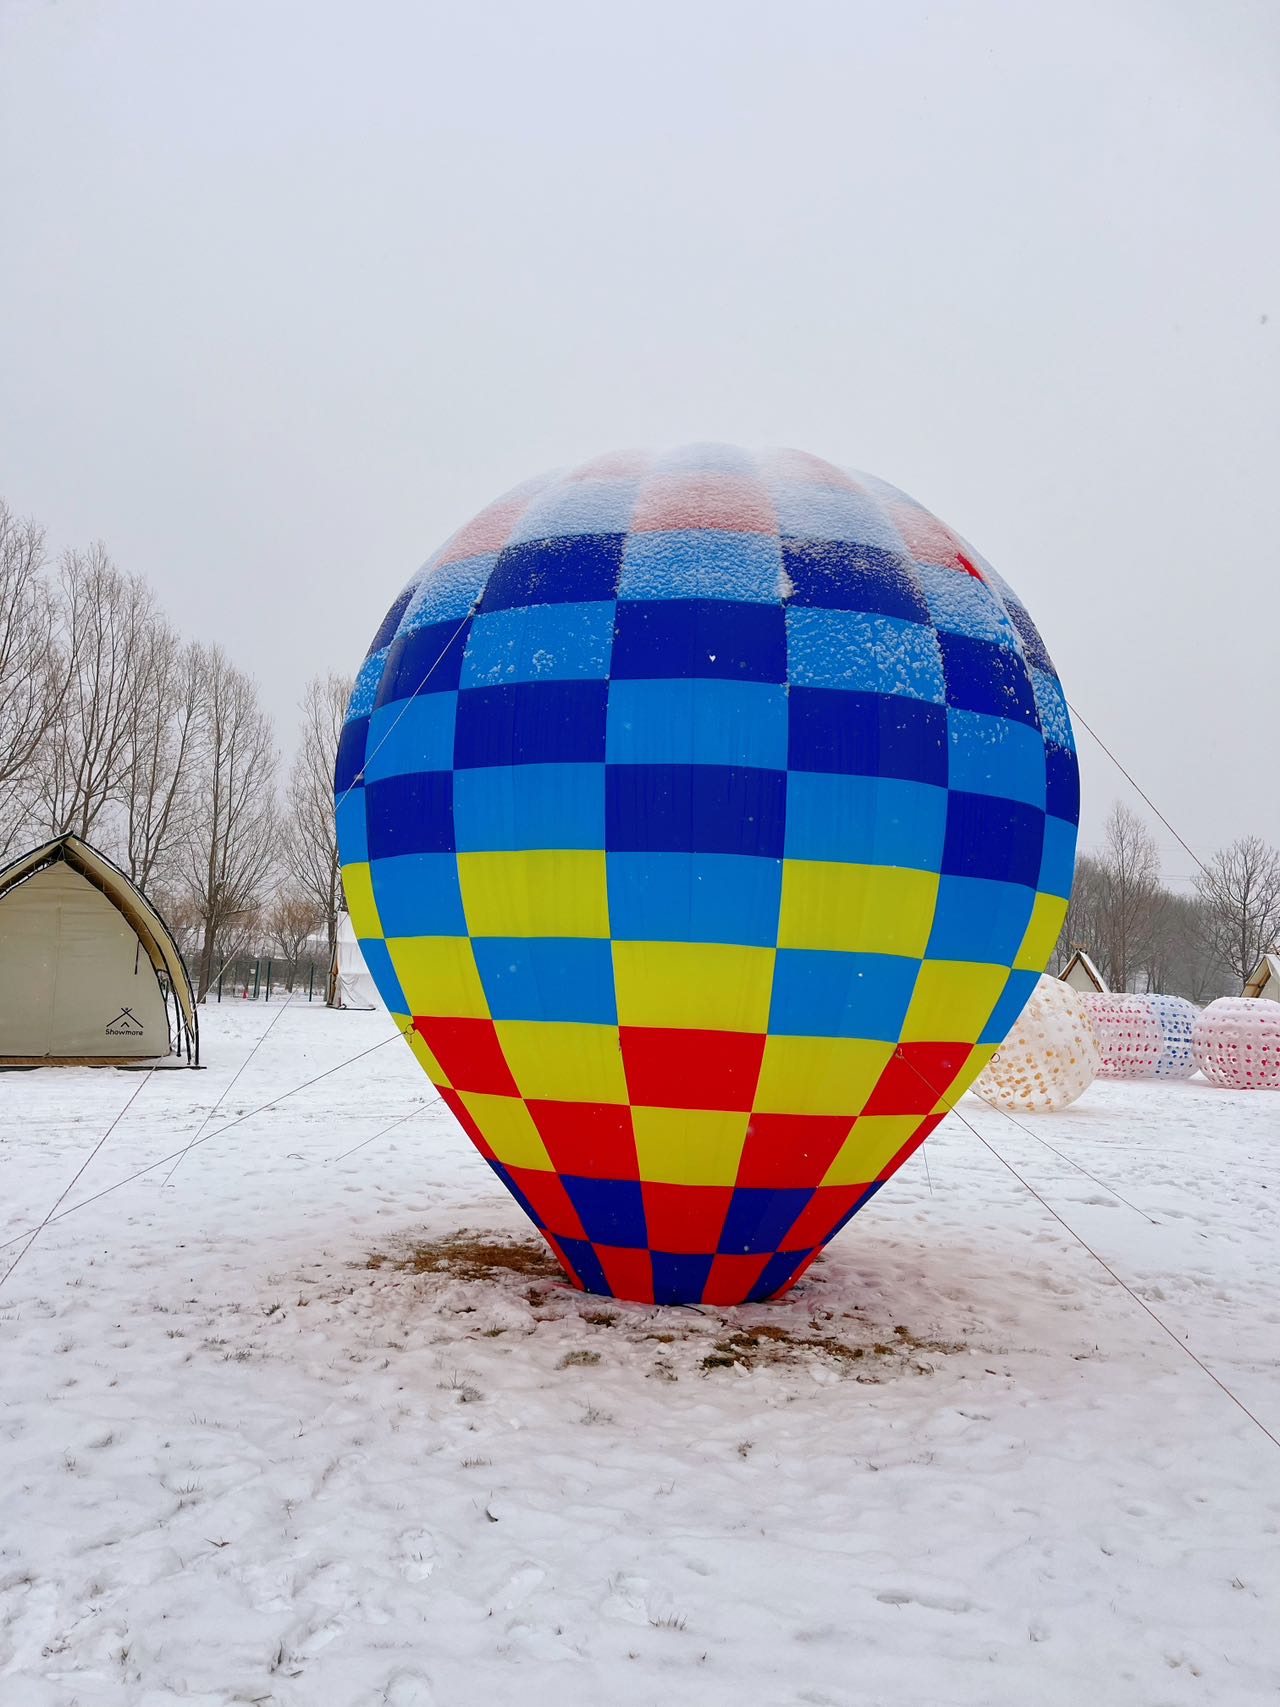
[105,1009,145,1037]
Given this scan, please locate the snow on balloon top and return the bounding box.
[334,444,1080,1307]
[344,445,1073,747]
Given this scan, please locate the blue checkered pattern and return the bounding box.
[335,445,1080,1305]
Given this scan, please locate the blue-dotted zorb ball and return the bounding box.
[1149,995,1198,1079]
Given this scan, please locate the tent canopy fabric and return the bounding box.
[332,912,379,1010]
[1243,951,1280,1001]
[0,834,198,1064]
[1060,948,1108,995]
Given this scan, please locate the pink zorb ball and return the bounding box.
[1192,998,1280,1090]
[1084,992,1163,1080]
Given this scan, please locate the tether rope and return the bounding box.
[0,1028,411,1260]
[334,609,476,814]
[898,1049,1280,1453]
[971,1094,1159,1224]
[161,998,293,1187]
[1065,698,1209,878]
[325,1105,428,1163]
[0,1065,158,1294]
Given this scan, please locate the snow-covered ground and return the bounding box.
[2,1002,1278,1707]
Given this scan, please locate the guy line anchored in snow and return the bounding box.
[895,1047,1280,1454]
[325,1104,434,1163]
[973,1096,1159,1225]
[0,1026,414,1278]
[0,1064,160,1293]
[160,996,295,1188]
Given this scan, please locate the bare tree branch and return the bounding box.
[263,891,326,991]
[0,502,64,851]
[1193,836,1280,988]
[1092,802,1163,991]
[38,546,157,841]
[285,673,351,1006]
[181,646,278,1001]
[122,632,202,893]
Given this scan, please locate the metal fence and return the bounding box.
[213,954,331,1002]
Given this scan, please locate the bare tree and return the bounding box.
[149,888,204,975]
[264,891,325,991]
[1095,802,1162,991]
[1144,890,1225,1002]
[1193,836,1280,989]
[122,629,202,894]
[182,646,278,1001]
[286,673,352,1005]
[0,502,63,852]
[1055,851,1107,973]
[38,546,157,841]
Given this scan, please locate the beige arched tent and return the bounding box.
[1243,949,1280,1002]
[1060,948,1108,995]
[0,834,198,1066]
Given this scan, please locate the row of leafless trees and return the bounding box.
[1057,802,1280,1000]
[0,499,351,1001]
[5,499,1278,1011]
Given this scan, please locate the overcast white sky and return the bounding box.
[2,0,1277,879]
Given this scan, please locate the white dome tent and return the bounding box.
[331,911,380,1011]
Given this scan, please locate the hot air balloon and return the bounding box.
[334,445,1079,1304]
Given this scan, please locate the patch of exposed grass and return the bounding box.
[439,1369,483,1403]
[376,1232,564,1284]
[699,1322,966,1373]
[891,1322,967,1355]
[649,1612,688,1631]
[700,1327,860,1371]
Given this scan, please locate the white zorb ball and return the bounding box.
[1148,994,1198,1079]
[975,975,1101,1111]
[1084,992,1164,1079]
[1192,997,1280,1090]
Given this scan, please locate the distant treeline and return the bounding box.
[1056,803,1280,1000]
[3,498,1277,1007]
[0,499,349,1002]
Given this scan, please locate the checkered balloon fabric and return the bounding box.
[334,445,1079,1305]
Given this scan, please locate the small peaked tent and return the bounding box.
[0,834,198,1065]
[1243,948,1280,1002]
[1060,949,1108,995]
[331,912,379,1010]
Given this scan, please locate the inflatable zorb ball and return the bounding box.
[335,444,1080,1305]
[1084,992,1165,1079]
[1192,998,1280,1090]
[975,974,1099,1111]
[1148,994,1198,1079]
